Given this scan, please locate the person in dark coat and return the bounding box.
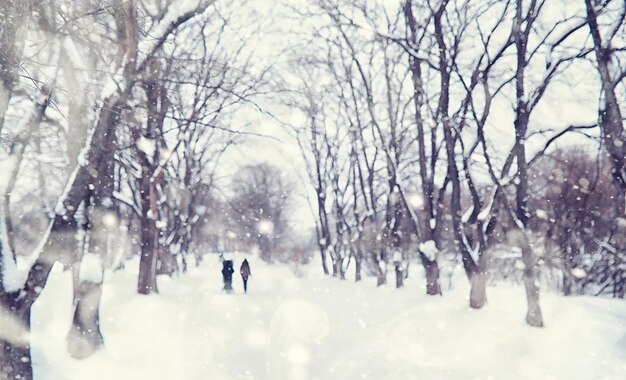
[240,259,251,293]
[222,260,234,293]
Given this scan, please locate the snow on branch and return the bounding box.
[137,0,217,74]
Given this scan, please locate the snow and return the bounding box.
[62,36,84,69]
[0,156,18,193]
[136,137,156,158]
[30,254,626,380]
[1,202,44,292]
[407,193,424,210]
[419,240,438,261]
[535,209,548,219]
[571,268,587,279]
[256,219,274,235]
[78,253,103,284]
[0,243,23,292]
[478,190,497,222]
[138,0,216,62]
[461,205,474,223]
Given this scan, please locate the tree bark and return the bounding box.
[394,261,404,289]
[584,0,626,208]
[66,280,104,359]
[0,291,32,380]
[469,271,488,309]
[354,252,362,282]
[0,0,30,135]
[137,175,159,294]
[424,259,442,295]
[404,0,443,297]
[512,0,543,327]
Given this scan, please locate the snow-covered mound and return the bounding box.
[31,254,626,380]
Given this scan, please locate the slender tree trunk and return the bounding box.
[376,254,387,286]
[138,176,158,294]
[513,0,543,327]
[584,0,626,206]
[320,247,329,275]
[0,0,29,135]
[333,259,343,280]
[355,253,362,282]
[394,261,404,288]
[404,0,444,297]
[520,232,543,327]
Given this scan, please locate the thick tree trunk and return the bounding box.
[1,215,76,380]
[424,260,441,295]
[0,295,32,380]
[562,275,572,296]
[332,259,343,280]
[67,281,104,359]
[67,205,109,358]
[469,271,488,309]
[376,273,386,286]
[156,246,176,276]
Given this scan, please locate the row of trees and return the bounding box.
[286,0,625,328]
[0,0,624,377]
[193,163,296,264]
[0,0,279,378]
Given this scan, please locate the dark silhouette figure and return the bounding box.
[222,260,234,293]
[240,259,251,293]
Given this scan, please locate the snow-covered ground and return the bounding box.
[32,254,626,380]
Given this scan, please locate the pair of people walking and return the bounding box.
[221,258,251,293]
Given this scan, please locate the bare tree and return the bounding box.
[229,163,293,263]
[1,0,219,376]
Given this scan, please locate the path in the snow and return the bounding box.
[32,254,626,380]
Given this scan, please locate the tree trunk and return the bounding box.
[0,215,76,380]
[562,274,572,296]
[424,260,441,295]
[156,246,176,276]
[138,177,158,294]
[67,281,104,359]
[333,259,343,279]
[0,0,29,135]
[354,252,362,282]
[320,247,329,275]
[520,232,544,327]
[512,0,543,327]
[0,294,32,380]
[376,258,387,286]
[469,271,488,309]
[67,205,109,358]
[138,224,158,294]
[394,261,404,288]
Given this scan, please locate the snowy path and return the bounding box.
[31,255,626,380]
